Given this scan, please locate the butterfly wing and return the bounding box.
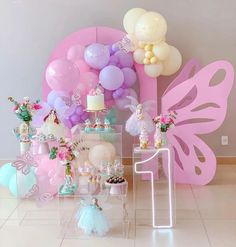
[162,60,234,185]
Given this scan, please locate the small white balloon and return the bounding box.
[153,42,170,60]
[123,8,147,34]
[144,63,163,78]
[161,46,182,76]
[89,143,115,168]
[133,48,145,64]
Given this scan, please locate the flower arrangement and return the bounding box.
[50,138,86,165]
[153,112,176,148]
[49,138,89,195]
[8,96,41,123]
[153,112,176,132]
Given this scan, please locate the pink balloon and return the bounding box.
[67,44,85,61]
[75,59,90,73]
[77,83,87,96]
[78,71,99,93]
[46,59,80,92]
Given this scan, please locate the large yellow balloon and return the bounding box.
[153,42,170,60]
[133,48,145,64]
[123,8,147,34]
[135,12,167,43]
[161,46,182,76]
[144,63,163,77]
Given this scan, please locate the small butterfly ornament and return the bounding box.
[12,151,38,175]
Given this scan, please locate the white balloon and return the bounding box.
[144,63,163,78]
[135,12,167,43]
[161,46,182,76]
[153,42,170,60]
[89,143,115,168]
[123,8,147,34]
[133,48,145,64]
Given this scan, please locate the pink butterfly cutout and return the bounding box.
[162,59,234,185]
[12,151,38,175]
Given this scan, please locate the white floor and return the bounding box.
[1,164,236,247]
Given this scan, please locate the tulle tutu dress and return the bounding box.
[125,96,155,136]
[76,203,109,236]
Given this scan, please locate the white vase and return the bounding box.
[20,141,31,155]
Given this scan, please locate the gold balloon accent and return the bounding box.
[150,56,158,64]
[143,58,150,65]
[144,44,153,51]
[145,51,154,59]
[138,41,146,49]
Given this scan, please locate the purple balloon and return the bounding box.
[63,118,73,129]
[84,43,110,70]
[112,88,124,99]
[108,55,119,66]
[81,112,89,121]
[75,105,84,115]
[65,105,76,117]
[70,114,81,125]
[106,44,113,55]
[54,97,66,109]
[115,88,138,110]
[104,89,113,100]
[47,91,58,107]
[122,67,137,87]
[111,43,119,53]
[115,51,134,68]
[99,65,124,91]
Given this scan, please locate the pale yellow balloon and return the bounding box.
[144,44,153,51]
[161,46,182,76]
[138,41,146,48]
[153,42,170,60]
[150,56,158,64]
[145,51,153,59]
[123,8,147,34]
[133,48,145,64]
[135,12,167,43]
[143,58,150,65]
[144,62,163,77]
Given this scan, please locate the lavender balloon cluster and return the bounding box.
[45,40,138,116]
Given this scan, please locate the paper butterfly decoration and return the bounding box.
[116,35,136,53]
[61,89,82,107]
[161,59,234,185]
[12,151,38,175]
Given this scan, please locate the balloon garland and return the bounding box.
[36,8,182,128]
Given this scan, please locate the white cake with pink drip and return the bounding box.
[86,86,105,111]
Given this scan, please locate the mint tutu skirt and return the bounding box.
[76,204,109,236]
